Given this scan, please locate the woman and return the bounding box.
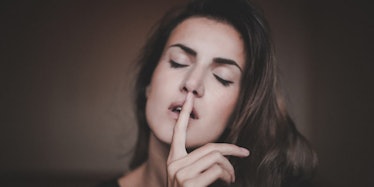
[106,0,317,186]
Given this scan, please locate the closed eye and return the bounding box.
[169,60,189,68]
[213,74,233,87]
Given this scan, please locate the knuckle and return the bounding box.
[175,170,185,180]
[167,162,177,175]
[175,171,187,186]
[213,164,224,175]
[211,150,222,158]
[210,151,224,162]
[217,165,224,174]
[205,143,217,151]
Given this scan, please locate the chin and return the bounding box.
[149,120,222,150]
[151,128,173,145]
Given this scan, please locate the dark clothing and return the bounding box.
[97,178,120,187]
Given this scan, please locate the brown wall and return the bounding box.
[1,0,373,186]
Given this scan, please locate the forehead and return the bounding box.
[166,17,245,68]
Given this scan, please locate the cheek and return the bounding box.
[213,94,238,126]
[213,87,240,124]
[187,94,238,147]
[144,64,181,143]
[147,65,174,100]
[211,85,239,112]
[196,87,239,139]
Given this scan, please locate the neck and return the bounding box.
[142,133,169,187]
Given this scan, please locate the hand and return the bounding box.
[167,93,250,187]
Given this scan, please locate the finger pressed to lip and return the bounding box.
[169,92,194,161]
[178,93,194,123]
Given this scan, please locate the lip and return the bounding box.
[168,101,199,120]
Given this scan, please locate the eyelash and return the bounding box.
[169,60,188,68]
[213,74,233,87]
[169,60,234,87]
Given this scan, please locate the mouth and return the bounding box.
[169,104,199,120]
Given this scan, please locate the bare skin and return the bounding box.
[119,93,249,187]
[166,93,250,186]
[119,18,250,187]
[118,132,170,187]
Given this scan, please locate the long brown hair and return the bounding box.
[130,0,317,186]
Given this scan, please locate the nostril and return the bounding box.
[182,85,201,96]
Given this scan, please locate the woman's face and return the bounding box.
[146,17,245,148]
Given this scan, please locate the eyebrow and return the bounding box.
[169,43,242,72]
[214,57,243,72]
[170,44,197,56]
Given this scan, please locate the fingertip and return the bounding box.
[187,91,193,98]
[229,173,236,185]
[240,148,250,156]
[186,92,194,103]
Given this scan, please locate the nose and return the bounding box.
[180,67,205,97]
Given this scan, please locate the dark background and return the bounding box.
[1,0,373,186]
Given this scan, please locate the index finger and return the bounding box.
[168,92,194,162]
